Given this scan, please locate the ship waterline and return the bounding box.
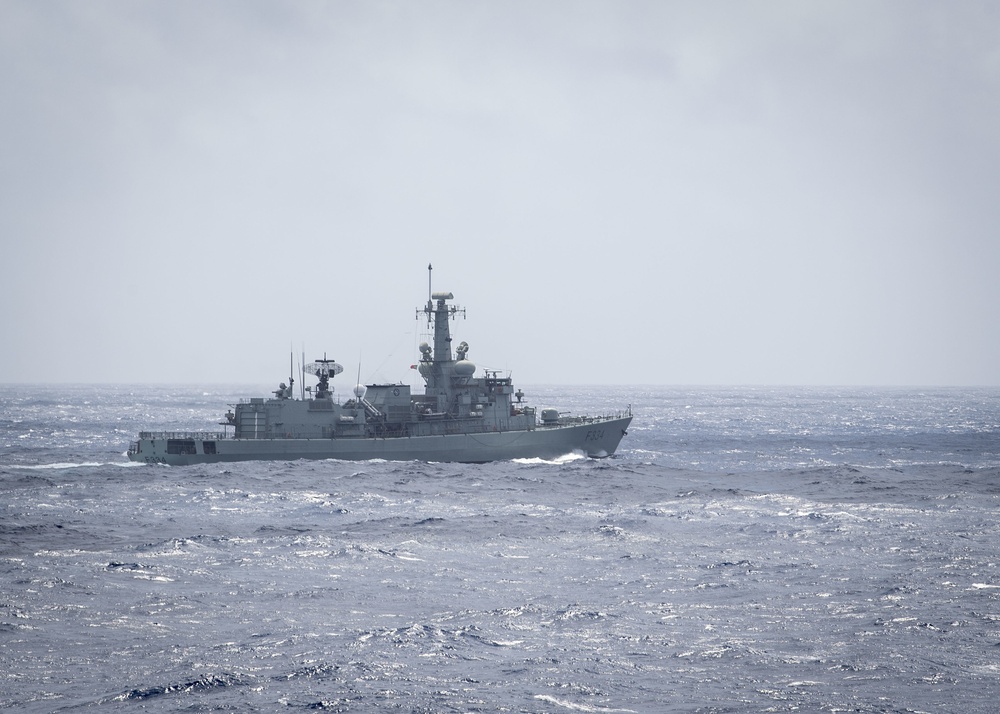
[129,415,632,465]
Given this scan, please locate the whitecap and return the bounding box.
[514,452,587,465]
[15,461,144,470]
[533,695,637,713]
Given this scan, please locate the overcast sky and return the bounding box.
[2,1,998,386]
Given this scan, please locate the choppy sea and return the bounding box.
[2,384,999,713]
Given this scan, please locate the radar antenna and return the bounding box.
[304,354,343,400]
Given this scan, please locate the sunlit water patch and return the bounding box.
[1,385,999,711]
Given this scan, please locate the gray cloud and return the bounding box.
[2,1,997,385]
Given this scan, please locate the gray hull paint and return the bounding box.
[132,416,631,466]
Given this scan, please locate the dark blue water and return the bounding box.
[2,384,999,712]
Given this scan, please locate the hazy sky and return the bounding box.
[2,1,998,386]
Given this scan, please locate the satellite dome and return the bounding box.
[454,360,476,377]
[353,384,366,399]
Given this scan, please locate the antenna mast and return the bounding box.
[426,263,433,327]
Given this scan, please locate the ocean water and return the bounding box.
[2,384,999,713]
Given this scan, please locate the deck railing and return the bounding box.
[135,406,631,442]
[138,431,228,440]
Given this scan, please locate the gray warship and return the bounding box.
[128,267,632,465]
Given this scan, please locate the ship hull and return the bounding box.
[128,416,632,466]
